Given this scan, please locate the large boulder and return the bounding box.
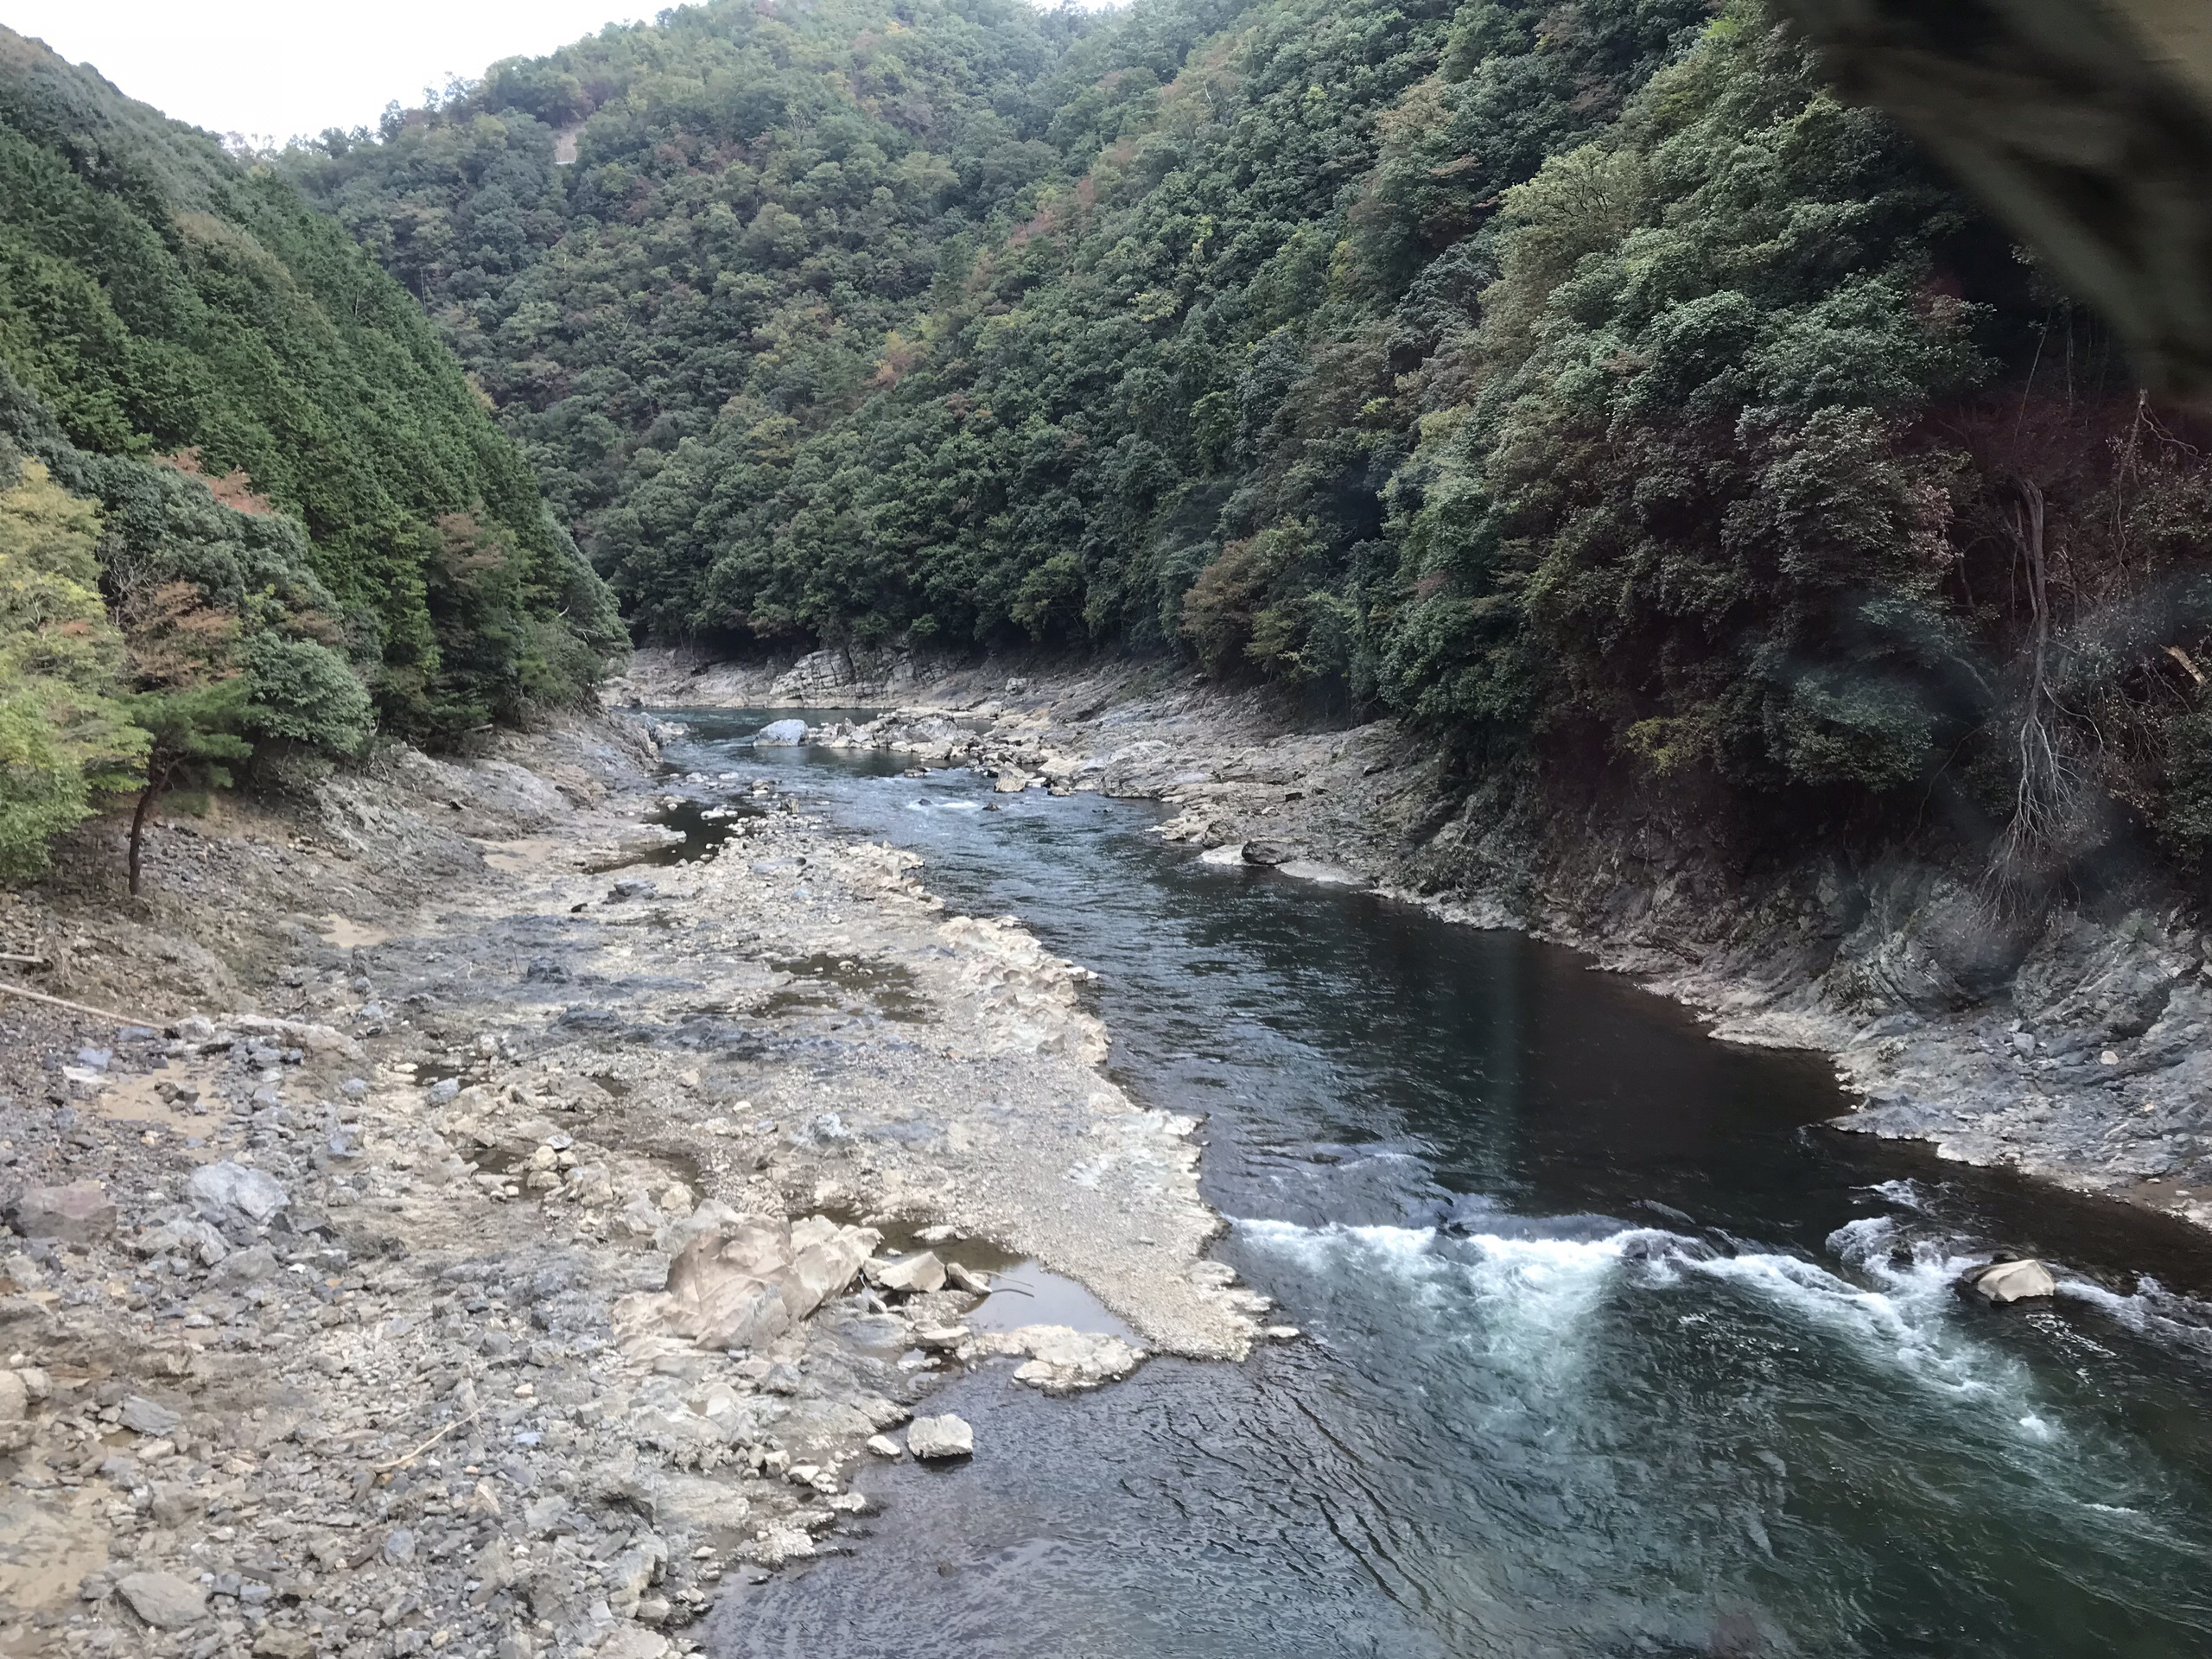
[10,1184,117,1243]
[186,1161,289,1225]
[752,719,809,747]
[1964,1258,2058,1304]
[622,1214,877,1351]
[906,1414,973,1459]
[118,1570,207,1629]
[866,1249,945,1295]
[785,1214,878,1309]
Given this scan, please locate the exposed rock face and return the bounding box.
[906,1414,974,1459]
[1965,1258,2059,1303]
[9,1183,116,1243]
[622,1215,880,1351]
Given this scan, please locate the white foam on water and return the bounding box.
[1238,1217,1655,1402]
[2058,1274,2212,1360]
[1645,1215,2024,1402]
[1237,1218,1442,1284]
[1244,1212,2067,1428]
[1688,1247,1999,1395]
[1240,1218,1694,1350]
[1869,1178,1927,1210]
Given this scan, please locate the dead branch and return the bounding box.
[0,979,158,1027]
[372,1407,482,1478]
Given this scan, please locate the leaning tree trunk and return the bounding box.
[128,774,163,898]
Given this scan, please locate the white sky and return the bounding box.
[4,2,657,145]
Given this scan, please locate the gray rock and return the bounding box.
[1241,840,1294,867]
[752,719,809,747]
[118,1395,182,1437]
[912,1322,969,1351]
[117,1570,207,1629]
[944,1262,991,1295]
[598,1628,671,1659]
[1966,1258,2058,1303]
[383,1527,417,1564]
[906,1413,973,1459]
[186,1161,289,1224]
[10,1183,118,1243]
[627,1213,876,1351]
[982,1323,1146,1392]
[868,1250,945,1296]
[212,1243,278,1286]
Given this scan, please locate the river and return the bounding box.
[654,711,2212,1658]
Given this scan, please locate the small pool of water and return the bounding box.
[650,711,2212,1659]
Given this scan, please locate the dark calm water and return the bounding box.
[658,711,2212,1659]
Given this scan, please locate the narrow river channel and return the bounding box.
[658,712,2212,1659]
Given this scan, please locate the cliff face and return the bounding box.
[1398,766,2212,1221]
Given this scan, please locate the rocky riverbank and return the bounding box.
[0,714,1261,1656]
[610,645,2212,1240]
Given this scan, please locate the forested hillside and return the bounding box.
[0,26,621,878]
[290,0,2212,890]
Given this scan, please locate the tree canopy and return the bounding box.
[289,0,2212,883]
[0,25,621,741]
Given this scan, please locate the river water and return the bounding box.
[657,712,2212,1659]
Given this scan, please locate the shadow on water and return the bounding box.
[645,712,2212,1659]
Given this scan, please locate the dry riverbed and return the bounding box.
[0,716,1261,1657]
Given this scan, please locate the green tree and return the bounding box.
[0,457,143,878]
[124,680,251,897]
[0,25,621,739]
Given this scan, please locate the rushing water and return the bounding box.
[655,711,2212,1659]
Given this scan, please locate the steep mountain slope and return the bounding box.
[296,0,2212,913]
[0,25,620,744]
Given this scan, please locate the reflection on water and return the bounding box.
[656,712,2212,1659]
